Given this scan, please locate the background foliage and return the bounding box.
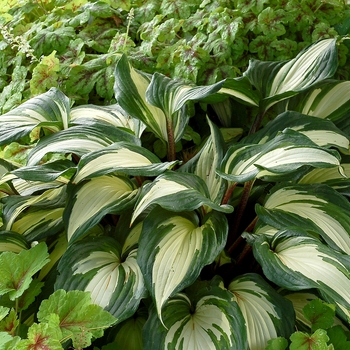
[0,0,350,113]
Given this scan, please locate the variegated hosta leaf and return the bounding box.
[55,236,146,322]
[0,231,29,253]
[217,76,260,107]
[64,175,138,243]
[11,207,64,241]
[218,129,342,183]
[11,177,65,196]
[298,164,350,194]
[228,273,295,350]
[146,72,224,143]
[70,103,146,138]
[244,39,337,112]
[287,80,350,121]
[73,142,179,184]
[114,55,167,141]
[137,209,228,320]
[1,186,66,232]
[256,183,350,254]
[27,120,141,166]
[243,111,349,153]
[248,229,350,313]
[178,118,227,207]
[0,88,70,145]
[11,160,76,182]
[131,171,232,225]
[143,282,248,350]
[114,55,223,143]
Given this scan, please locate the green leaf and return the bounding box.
[327,325,350,350]
[0,242,49,300]
[70,104,146,139]
[73,142,179,183]
[256,183,350,254]
[0,309,18,336]
[64,175,138,242]
[0,307,9,321]
[114,55,166,140]
[17,316,62,350]
[249,229,350,315]
[244,39,338,112]
[138,209,228,320]
[304,299,336,333]
[143,281,248,350]
[0,88,71,145]
[217,77,260,107]
[146,71,224,143]
[0,332,14,350]
[30,51,60,95]
[290,329,329,350]
[131,171,232,224]
[37,289,116,348]
[218,129,342,183]
[0,231,29,253]
[110,310,146,350]
[228,273,295,350]
[30,25,76,57]
[12,160,76,182]
[2,187,66,232]
[27,120,140,166]
[243,111,349,152]
[55,236,146,321]
[265,337,289,350]
[178,118,227,207]
[114,55,224,143]
[287,80,350,121]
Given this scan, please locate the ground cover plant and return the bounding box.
[1,28,350,349]
[1,0,350,114]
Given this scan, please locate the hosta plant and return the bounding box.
[1,38,350,349]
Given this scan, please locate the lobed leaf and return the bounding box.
[0,242,49,300]
[37,289,116,348]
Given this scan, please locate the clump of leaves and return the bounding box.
[0,242,116,349]
[1,0,350,114]
[266,298,350,350]
[2,32,350,349]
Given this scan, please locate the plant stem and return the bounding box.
[221,183,237,205]
[166,118,176,161]
[249,109,265,135]
[226,179,254,250]
[227,216,257,255]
